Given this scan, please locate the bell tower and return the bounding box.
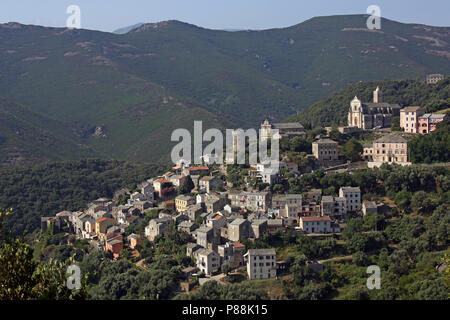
[373,86,383,103]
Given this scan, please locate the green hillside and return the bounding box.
[0,159,168,236]
[0,15,449,164]
[289,78,450,127]
[0,97,96,165]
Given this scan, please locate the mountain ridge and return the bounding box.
[0,14,448,165]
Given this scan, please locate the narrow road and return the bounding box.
[317,255,353,264]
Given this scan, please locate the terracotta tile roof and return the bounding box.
[187,166,209,171]
[232,242,245,248]
[301,216,331,222]
[156,179,171,183]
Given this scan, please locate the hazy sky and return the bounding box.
[0,0,448,32]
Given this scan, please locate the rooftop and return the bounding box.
[248,248,276,256]
[301,216,331,222]
[363,201,378,209]
[374,134,407,144]
[313,138,338,145]
[401,106,423,112]
[187,166,209,171]
[340,186,361,193]
[272,122,304,130]
[230,218,247,225]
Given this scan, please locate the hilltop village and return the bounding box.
[39,85,448,292]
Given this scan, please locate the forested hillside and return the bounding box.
[409,120,450,164]
[290,78,450,127]
[0,159,168,235]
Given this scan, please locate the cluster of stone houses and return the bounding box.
[41,191,152,259]
[143,179,364,277]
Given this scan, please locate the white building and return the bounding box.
[299,216,332,234]
[256,161,280,185]
[245,248,277,280]
[339,187,361,212]
[196,248,220,275]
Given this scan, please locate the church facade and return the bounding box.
[348,87,401,130]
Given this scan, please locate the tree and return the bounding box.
[221,263,231,275]
[179,176,195,194]
[391,116,402,131]
[0,209,87,300]
[342,138,363,162]
[394,189,412,212]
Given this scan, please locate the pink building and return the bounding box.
[418,114,447,133]
[400,106,424,133]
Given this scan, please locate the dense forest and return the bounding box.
[409,120,450,164]
[0,159,168,236]
[290,78,450,127]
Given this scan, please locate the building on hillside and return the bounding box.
[153,179,173,197]
[175,195,195,213]
[364,134,410,168]
[178,220,199,234]
[400,106,425,133]
[245,248,277,280]
[260,120,305,141]
[169,175,186,188]
[228,191,271,212]
[321,196,347,219]
[228,218,250,242]
[348,87,401,129]
[140,183,154,201]
[199,176,223,193]
[145,217,173,241]
[186,204,204,222]
[256,161,280,185]
[196,249,220,275]
[204,194,229,213]
[196,226,218,250]
[305,189,322,203]
[299,216,332,234]
[184,166,209,176]
[128,234,142,250]
[95,217,115,236]
[312,139,339,165]
[105,235,123,259]
[186,243,202,258]
[426,74,444,84]
[418,114,447,134]
[339,187,361,212]
[362,201,378,216]
[250,219,268,239]
[299,203,322,217]
[271,194,302,211]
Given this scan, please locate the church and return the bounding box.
[260,119,305,141]
[348,87,401,130]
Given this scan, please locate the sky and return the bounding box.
[0,0,449,32]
